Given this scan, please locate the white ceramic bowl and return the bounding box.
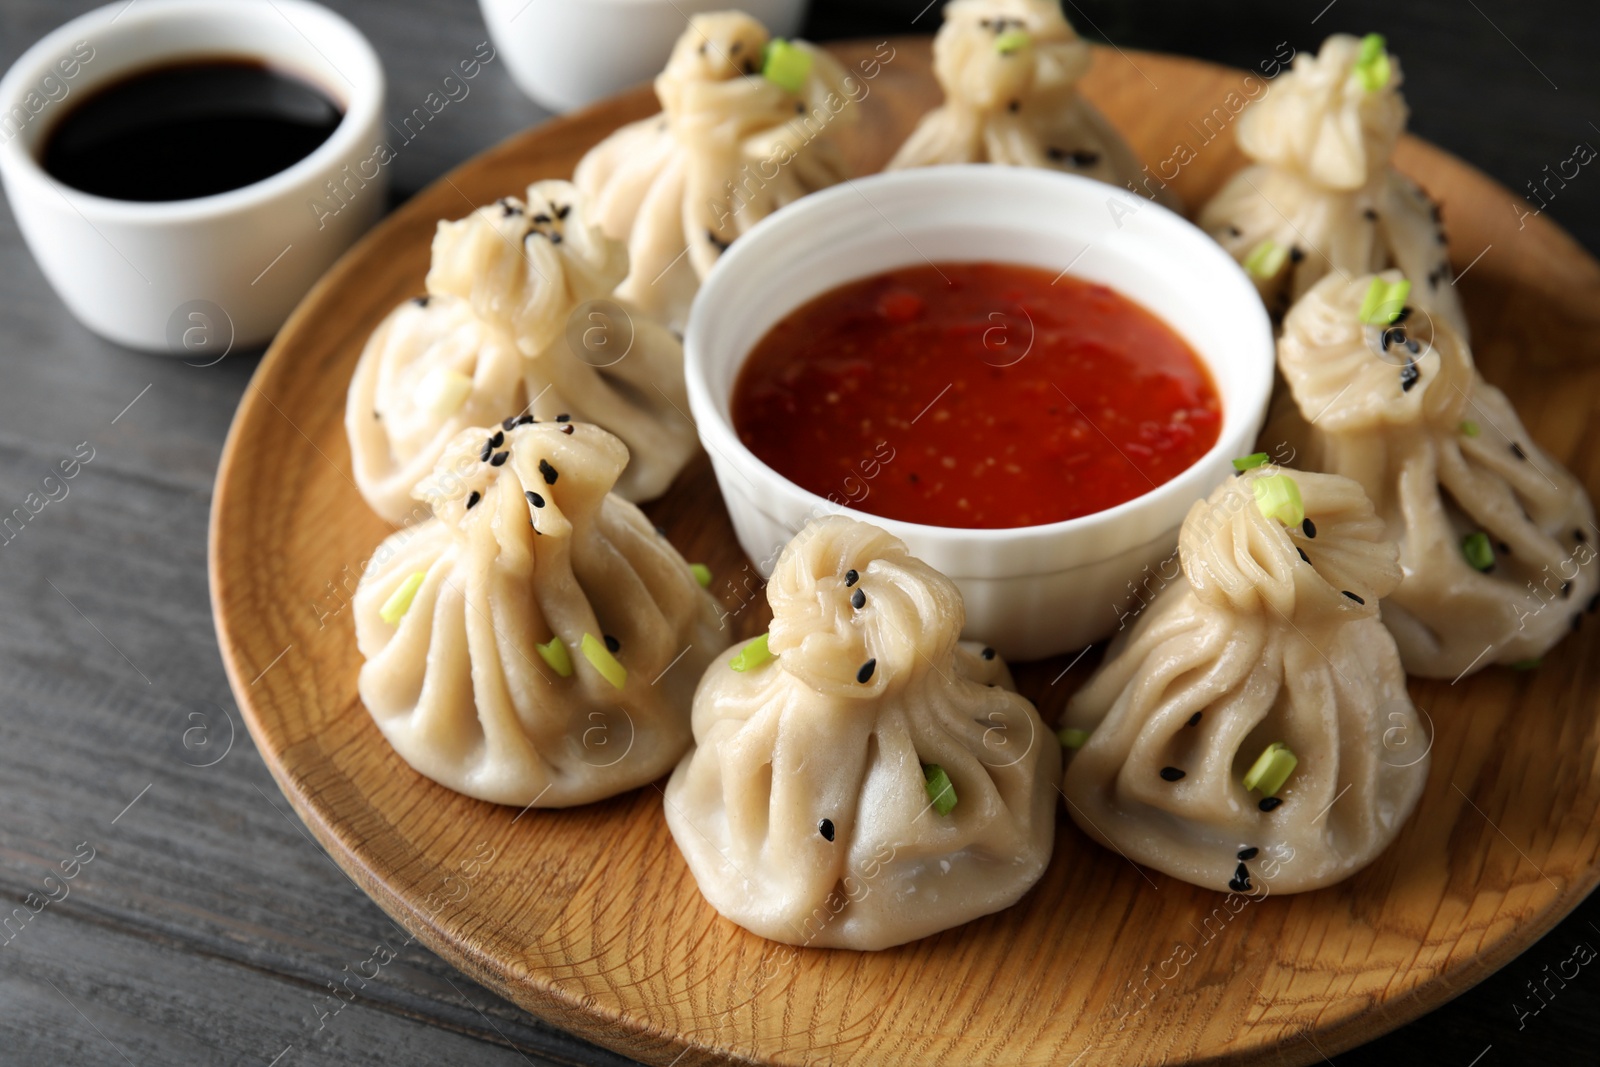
[684,166,1275,660]
[479,0,809,113]
[0,0,386,353]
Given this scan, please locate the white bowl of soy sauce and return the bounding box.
[0,0,386,354]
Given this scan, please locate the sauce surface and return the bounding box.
[43,58,343,202]
[732,262,1222,529]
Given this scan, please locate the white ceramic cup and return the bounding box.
[0,0,387,354]
[685,166,1276,660]
[478,0,809,113]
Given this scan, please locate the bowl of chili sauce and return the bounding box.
[685,166,1274,659]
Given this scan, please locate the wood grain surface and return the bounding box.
[207,38,1600,1067]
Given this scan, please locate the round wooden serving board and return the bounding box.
[210,38,1600,1067]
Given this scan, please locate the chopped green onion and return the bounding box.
[690,563,712,588]
[1460,420,1480,437]
[1358,276,1411,325]
[580,633,626,689]
[1242,239,1289,280]
[1252,474,1305,527]
[379,571,427,625]
[1354,33,1391,92]
[994,28,1031,54]
[1232,452,1270,472]
[1058,727,1091,750]
[923,763,957,815]
[761,39,812,94]
[1511,658,1542,671]
[729,632,773,672]
[412,367,473,418]
[1462,531,1495,572]
[1242,742,1298,798]
[536,635,573,677]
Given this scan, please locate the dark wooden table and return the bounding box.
[2,1,1596,1063]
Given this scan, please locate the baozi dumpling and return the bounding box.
[346,180,698,523]
[665,517,1060,950]
[1198,34,1466,333]
[1061,467,1428,894]
[888,0,1172,206]
[574,12,855,328]
[1268,270,1598,678]
[353,420,728,807]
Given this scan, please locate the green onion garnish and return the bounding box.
[1460,420,1480,437]
[536,635,573,677]
[412,367,473,418]
[580,633,626,689]
[1232,452,1270,472]
[1252,474,1305,527]
[761,38,812,94]
[1354,33,1391,93]
[1058,727,1091,750]
[1462,531,1495,572]
[923,763,957,815]
[729,632,773,672]
[1243,239,1289,280]
[1242,742,1298,798]
[994,28,1031,54]
[690,563,712,588]
[1358,276,1411,325]
[1511,658,1542,671]
[379,571,426,625]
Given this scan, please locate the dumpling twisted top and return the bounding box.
[1236,33,1408,190]
[1181,466,1402,621]
[766,516,964,700]
[933,0,1091,111]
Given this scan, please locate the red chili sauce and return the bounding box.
[731,262,1222,529]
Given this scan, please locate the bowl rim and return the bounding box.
[682,164,1275,557]
[0,0,385,225]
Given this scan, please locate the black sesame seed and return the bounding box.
[1400,358,1420,392]
[1227,225,1242,238]
[1511,443,1527,460]
[539,459,558,484]
[525,490,545,508]
[1297,547,1311,565]
[1007,99,1020,112]
[490,430,505,448]
[561,424,574,435]
[550,233,563,245]
[1302,518,1317,539]
[466,491,481,509]
[480,440,494,462]
[856,659,876,683]
[1498,541,1512,556]
[555,205,571,220]
[981,646,995,661]
[1259,797,1283,812]
[515,414,536,427]
[1392,307,1412,325]
[604,634,620,652]
[654,526,667,537]
[796,101,806,114]
[489,450,509,467]
[1160,766,1186,782]
[1228,864,1252,893]
[851,588,866,609]
[501,416,517,431]
[1577,529,1588,543]
[729,40,743,55]
[707,230,731,253]
[531,213,552,224]
[1288,246,1305,263]
[818,818,835,842]
[555,413,571,422]
[1237,847,1259,861]
[1186,712,1202,727]
[844,569,859,587]
[1343,591,1365,604]
[1046,146,1066,162]
[374,410,381,420]
[1363,208,1378,221]
[410,295,430,307]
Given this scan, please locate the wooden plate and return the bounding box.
[210,38,1600,1067]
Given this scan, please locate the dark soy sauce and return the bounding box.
[42,58,343,202]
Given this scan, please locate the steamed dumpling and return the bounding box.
[1198,34,1466,332]
[1061,467,1428,894]
[574,12,855,328]
[888,0,1171,206]
[665,517,1060,950]
[346,180,698,523]
[1267,270,1597,678]
[353,421,728,807]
